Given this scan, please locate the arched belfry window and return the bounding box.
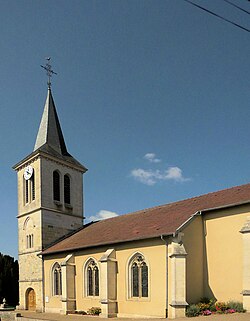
[85,259,99,297]
[53,171,60,202]
[129,253,148,298]
[24,169,35,204]
[25,180,29,204]
[52,263,62,296]
[31,171,35,201]
[64,174,71,204]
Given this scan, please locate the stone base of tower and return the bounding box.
[19,280,43,312]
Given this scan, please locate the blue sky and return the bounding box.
[0,0,249,258]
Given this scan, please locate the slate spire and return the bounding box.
[34,88,68,155]
[32,88,86,171]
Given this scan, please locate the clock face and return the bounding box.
[24,165,33,180]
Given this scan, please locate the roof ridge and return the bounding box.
[89,181,250,223]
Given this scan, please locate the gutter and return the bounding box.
[174,211,202,235]
[41,233,173,256]
[160,235,169,315]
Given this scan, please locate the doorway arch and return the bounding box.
[26,288,36,311]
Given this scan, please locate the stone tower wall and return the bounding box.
[16,155,84,311]
[40,157,83,217]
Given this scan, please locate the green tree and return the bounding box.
[0,253,19,306]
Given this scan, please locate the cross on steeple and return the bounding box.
[40,57,57,89]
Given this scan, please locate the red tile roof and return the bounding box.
[42,183,250,255]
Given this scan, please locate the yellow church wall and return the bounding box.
[115,239,166,318]
[44,253,67,313]
[43,238,167,317]
[73,239,166,317]
[182,215,204,304]
[182,204,250,305]
[74,248,103,312]
[203,204,250,303]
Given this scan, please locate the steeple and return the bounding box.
[33,88,86,170]
[34,88,68,155]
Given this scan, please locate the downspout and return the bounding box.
[38,253,45,312]
[161,235,169,318]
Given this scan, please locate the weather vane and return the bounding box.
[40,57,57,89]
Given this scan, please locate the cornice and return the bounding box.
[13,149,86,173]
[17,206,84,219]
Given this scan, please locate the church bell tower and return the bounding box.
[13,64,87,311]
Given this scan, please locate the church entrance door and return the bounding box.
[26,288,36,311]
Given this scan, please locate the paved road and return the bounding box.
[10,310,250,321]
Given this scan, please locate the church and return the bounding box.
[13,77,250,319]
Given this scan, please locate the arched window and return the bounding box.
[64,174,70,204]
[24,169,35,203]
[53,171,60,202]
[52,263,62,296]
[26,234,33,248]
[85,259,99,297]
[25,180,29,203]
[24,218,34,249]
[31,171,35,201]
[130,254,148,298]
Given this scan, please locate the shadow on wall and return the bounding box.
[203,236,216,302]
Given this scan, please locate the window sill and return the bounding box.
[127,297,150,302]
[65,203,73,209]
[54,200,62,206]
[84,296,100,300]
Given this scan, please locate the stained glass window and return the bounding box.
[86,260,99,296]
[53,263,62,296]
[94,266,99,296]
[130,254,148,298]
[132,263,139,297]
[141,263,148,297]
[88,266,93,296]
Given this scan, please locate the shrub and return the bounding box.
[186,298,246,317]
[202,309,212,316]
[87,307,101,315]
[227,301,246,313]
[75,310,87,315]
[208,299,216,312]
[200,297,210,304]
[186,304,200,317]
[198,302,209,311]
[215,301,227,312]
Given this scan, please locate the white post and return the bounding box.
[241,217,250,312]
[168,235,188,319]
